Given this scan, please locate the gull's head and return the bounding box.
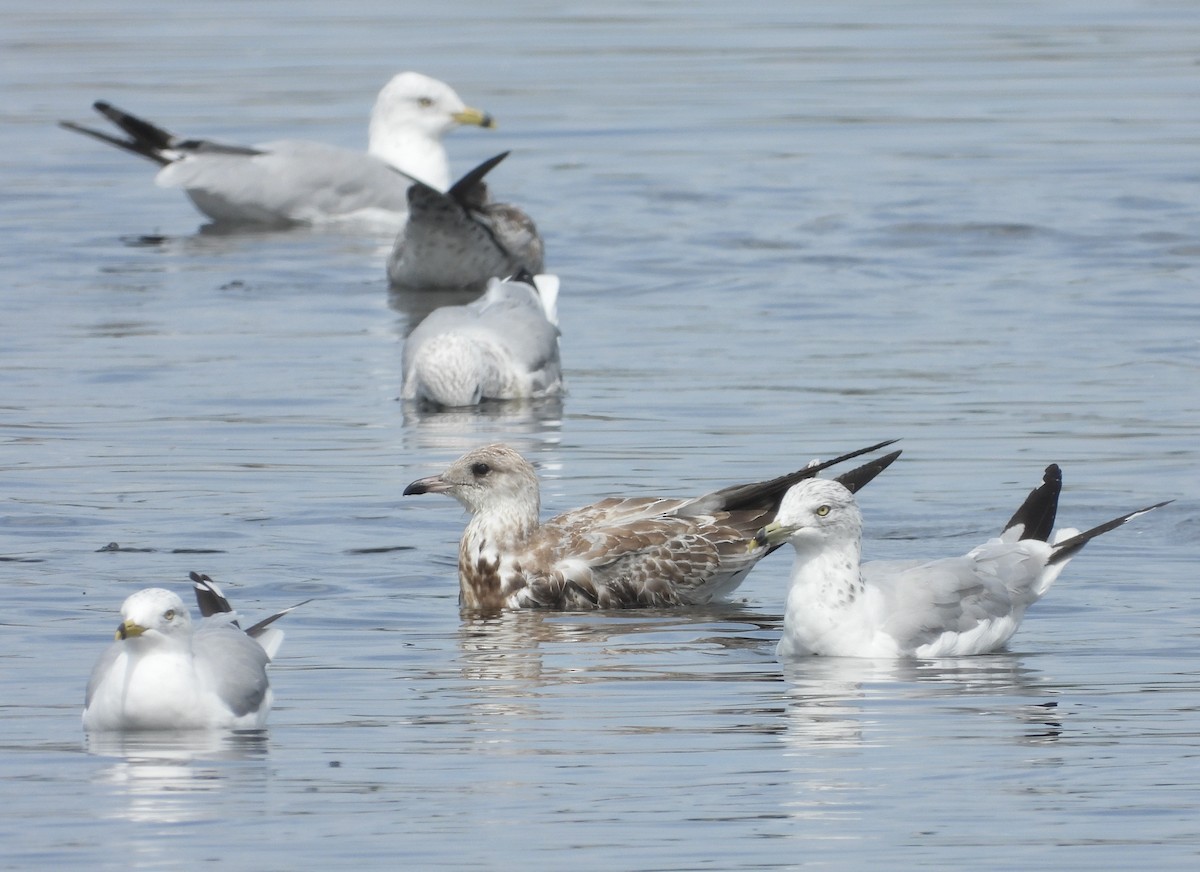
[404,444,539,517]
[115,588,193,642]
[372,72,494,139]
[752,479,863,552]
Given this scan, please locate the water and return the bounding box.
[2,0,1199,868]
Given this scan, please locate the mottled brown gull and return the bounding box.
[387,151,544,290]
[82,575,307,732]
[755,464,1171,659]
[402,271,562,407]
[403,440,900,611]
[59,72,493,227]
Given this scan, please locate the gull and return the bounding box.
[402,270,563,407]
[82,575,307,731]
[387,151,544,290]
[60,72,493,227]
[755,464,1171,659]
[403,440,901,611]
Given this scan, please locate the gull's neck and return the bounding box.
[458,495,540,610]
[368,124,450,191]
[781,534,866,655]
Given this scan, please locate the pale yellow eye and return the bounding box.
[815,505,831,517]
[417,96,434,108]
[163,609,176,620]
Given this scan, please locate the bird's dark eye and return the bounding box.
[815,505,831,517]
[471,462,491,477]
[417,96,434,108]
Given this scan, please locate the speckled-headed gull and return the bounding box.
[83,576,307,731]
[387,151,543,289]
[403,440,900,611]
[755,464,1170,659]
[60,72,493,226]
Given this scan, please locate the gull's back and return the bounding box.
[160,142,412,226]
[403,276,562,404]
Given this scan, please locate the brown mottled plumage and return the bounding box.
[403,441,900,612]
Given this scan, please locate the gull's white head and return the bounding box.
[404,443,539,517]
[115,588,193,642]
[755,478,863,552]
[369,72,493,183]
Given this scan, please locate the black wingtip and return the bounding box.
[1003,463,1063,542]
[447,151,510,201]
[190,570,238,623]
[510,268,538,286]
[59,100,178,165]
[91,100,177,152]
[835,449,902,495]
[702,439,900,515]
[1049,499,1172,565]
[244,599,313,638]
[799,439,900,480]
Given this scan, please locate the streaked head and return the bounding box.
[404,444,539,517]
[753,478,863,550]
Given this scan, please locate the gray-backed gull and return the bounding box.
[402,271,562,407]
[83,574,306,731]
[755,464,1170,658]
[60,72,492,227]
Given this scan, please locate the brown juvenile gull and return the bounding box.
[402,270,562,407]
[387,151,544,290]
[59,72,493,227]
[755,464,1171,658]
[403,440,901,611]
[82,574,307,731]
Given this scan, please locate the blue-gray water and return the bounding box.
[3,0,1199,868]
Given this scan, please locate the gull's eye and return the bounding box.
[163,609,176,620]
[471,462,491,477]
[417,96,434,108]
[815,505,831,517]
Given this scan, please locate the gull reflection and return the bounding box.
[85,730,270,825]
[780,654,1061,752]
[399,395,564,455]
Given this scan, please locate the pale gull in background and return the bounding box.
[403,440,900,611]
[387,151,544,290]
[60,72,493,227]
[756,464,1171,659]
[402,271,562,407]
[82,575,307,732]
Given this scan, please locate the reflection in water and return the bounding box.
[776,655,1064,833]
[450,607,783,736]
[86,731,270,827]
[780,655,1058,750]
[456,605,779,683]
[399,395,564,455]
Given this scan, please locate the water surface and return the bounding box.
[2,1,1198,868]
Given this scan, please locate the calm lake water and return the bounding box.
[2,0,1198,868]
